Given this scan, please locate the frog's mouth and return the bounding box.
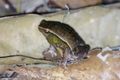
[38,26,50,37]
[39,26,49,32]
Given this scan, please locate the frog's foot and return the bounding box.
[56,60,67,69]
[43,45,57,60]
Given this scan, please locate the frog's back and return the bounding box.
[39,20,86,50]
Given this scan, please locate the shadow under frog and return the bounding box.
[38,20,90,66]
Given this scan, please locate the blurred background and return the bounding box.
[0,0,120,17]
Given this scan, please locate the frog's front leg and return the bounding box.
[43,45,57,60]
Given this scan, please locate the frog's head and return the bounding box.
[74,44,90,59]
[39,20,53,37]
[39,20,49,28]
[39,19,57,30]
[39,19,66,32]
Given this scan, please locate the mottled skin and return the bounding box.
[38,20,90,65]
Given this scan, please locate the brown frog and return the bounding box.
[38,20,90,66]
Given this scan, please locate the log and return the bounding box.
[1,49,120,80]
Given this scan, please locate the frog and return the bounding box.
[38,20,90,66]
[39,26,72,64]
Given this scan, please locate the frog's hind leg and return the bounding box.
[76,44,90,60]
[59,48,73,68]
